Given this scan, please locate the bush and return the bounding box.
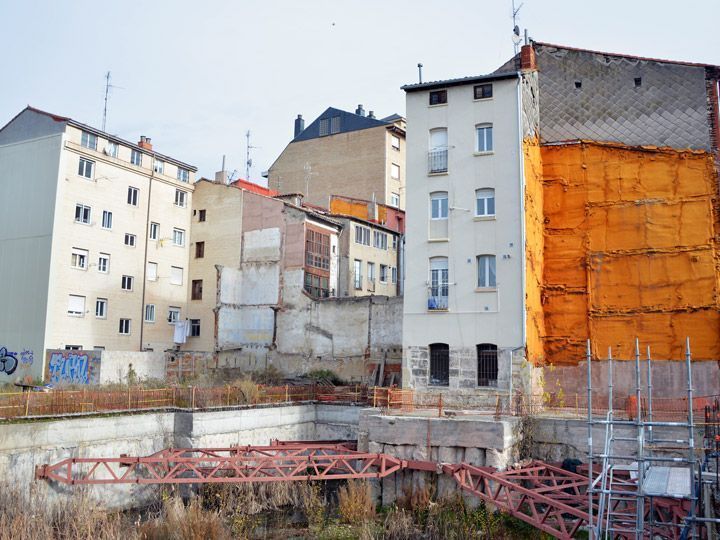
[139,496,230,540]
[338,480,375,524]
[307,369,345,385]
[251,365,285,385]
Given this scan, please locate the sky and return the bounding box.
[1,0,718,183]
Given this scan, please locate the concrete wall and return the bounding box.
[0,403,359,509]
[99,350,166,384]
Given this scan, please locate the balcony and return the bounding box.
[427,295,448,311]
[428,149,448,174]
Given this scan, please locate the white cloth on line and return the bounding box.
[173,320,189,344]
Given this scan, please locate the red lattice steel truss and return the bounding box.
[35,441,692,540]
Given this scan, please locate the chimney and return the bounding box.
[138,135,153,150]
[294,114,305,137]
[368,111,376,119]
[355,104,365,116]
[520,44,536,71]
[215,170,228,184]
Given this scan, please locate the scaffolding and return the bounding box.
[587,338,703,539]
[586,338,717,539]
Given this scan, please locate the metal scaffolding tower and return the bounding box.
[587,338,698,539]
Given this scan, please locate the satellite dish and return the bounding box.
[103,147,111,155]
[513,25,520,36]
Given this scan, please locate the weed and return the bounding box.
[338,480,375,524]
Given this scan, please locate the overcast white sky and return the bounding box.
[1,0,718,182]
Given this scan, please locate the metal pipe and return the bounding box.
[686,337,697,535]
[586,339,594,539]
[635,338,644,540]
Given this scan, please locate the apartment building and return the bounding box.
[267,105,406,210]
[402,42,720,401]
[0,107,195,381]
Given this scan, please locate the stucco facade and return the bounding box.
[0,107,195,382]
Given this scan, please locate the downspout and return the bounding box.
[139,157,155,351]
[514,74,528,405]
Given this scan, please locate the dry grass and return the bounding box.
[337,480,375,524]
[139,496,230,540]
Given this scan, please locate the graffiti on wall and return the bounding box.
[45,350,101,385]
[0,347,18,375]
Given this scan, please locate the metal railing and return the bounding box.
[427,295,448,310]
[428,149,448,173]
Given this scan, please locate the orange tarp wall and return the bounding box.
[329,197,387,224]
[536,141,719,364]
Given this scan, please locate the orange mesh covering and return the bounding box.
[329,197,387,224]
[524,139,545,364]
[537,141,719,365]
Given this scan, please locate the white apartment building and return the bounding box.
[402,71,536,398]
[0,107,196,381]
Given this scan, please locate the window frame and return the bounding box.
[124,233,136,247]
[477,343,499,387]
[429,343,450,386]
[477,255,497,288]
[121,275,134,291]
[107,141,119,158]
[130,149,142,166]
[391,135,400,151]
[101,210,113,230]
[190,319,201,337]
[118,318,131,335]
[98,253,110,273]
[80,131,98,150]
[430,192,449,220]
[144,304,156,323]
[153,159,165,174]
[354,225,370,246]
[149,222,159,240]
[127,186,139,206]
[390,192,400,208]
[475,188,496,217]
[195,241,205,258]
[379,264,388,283]
[353,259,363,290]
[191,279,203,300]
[429,90,448,106]
[390,163,400,180]
[170,266,183,286]
[74,203,91,224]
[78,157,94,179]
[177,167,190,182]
[67,294,86,317]
[172,228,185,247]
[70,247,88,270]
[95,298,107,319]
[147,261,158,281]
[476,123,494,153]
[473,83,493,100]
[198,209,207,222]
[167,307,180,323]
[174,189,187,208]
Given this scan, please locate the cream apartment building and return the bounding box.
[267,106,406,210]
[401,72,532,396]
[0,107,195,381]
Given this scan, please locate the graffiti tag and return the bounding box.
[0,347,18,375]
[46,351,100,385]
[19,349,34,365]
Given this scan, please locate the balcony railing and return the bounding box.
[427,295,448,310]
[428,149,448,174]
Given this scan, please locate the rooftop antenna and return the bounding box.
[511,1,524,55]
[245,130,258,181]
[101,71,123,132]
[303,162,318,200]
[417,63,423,83]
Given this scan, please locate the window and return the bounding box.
[121,275,134,291]
[305,229,330,270]
[373,231,388,250]
[354,259,362,290]
[78,157,94,178]
[98,253,109,273]
[390,192,400,208]
[477,255,496,288]
[65,345,82,351]
[428,128,448,173]
[149,222,159,240]
[391,163,400,180]
[144,304,156,322]
[477,344,498,387]
[429,257,448,310]
[304,272,330,298]
[80,131,97,150]
[355,225,370,246]
[474,83,493,100]
[391,266,398,284]
[190,319,201,337]
[330,115,341,134]
[476,124,493,152]
[392,235,398,250]
[124,233,136,247]
[70,248,88,270]
[147,261,158,281]
[130,149,142,166]
[127,186,139,206]
[198,209,206,222]
[173,228,185,246]
[167,307,180,323]
[74,204,91,224]
[67,294,85,316]
[177,167,190,182]
[429,343,449,386]
[475,188,495,217]
[95,298,107,318]
[430,192,448,220]
[380,264,388,283]
[195,241,205,258]
[101,210,113,229]
[107,141,119,158]
[391,135,400,151]
[119,318,131,335]
[170,266,183,285]
[153,159,164,174]
[319,118,329,136]
[174,189,187,207]
[367,262,375,282]
[429,90,447,105]
[191,279,203,300]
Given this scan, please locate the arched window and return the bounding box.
[428,257,449,310]
[430,343,449,386]
[430,191,448,220]
[477,343,498,387]
[475,188,495,217]
[428,128,448,173]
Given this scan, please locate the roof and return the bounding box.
[231,179,278,197]
[401,71,519,93]
[4,106,197,171]
[292,106,392,142]
[534,41,720,70]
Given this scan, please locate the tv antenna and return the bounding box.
[512,1,523,55]
[101,71,123,132]
[245,130,260,181]
[303,162,318,201]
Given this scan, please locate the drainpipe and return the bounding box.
[514,74,528,406]
[139,159,155,351]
